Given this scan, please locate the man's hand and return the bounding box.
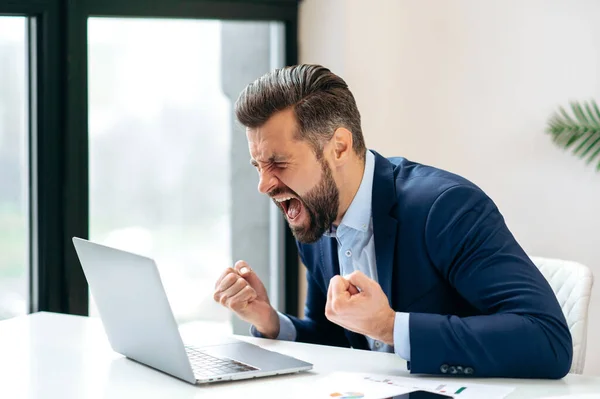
[325,271,396,345]
[213,261,280,338]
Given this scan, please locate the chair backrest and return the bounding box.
[530,256,594,374]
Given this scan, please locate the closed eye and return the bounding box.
[265,162,287,172]
[249,158,288,171]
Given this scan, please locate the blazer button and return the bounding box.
[464,367,474,375]
[440,364,449,374]
[449,366,457,374]
[456,366,464,374]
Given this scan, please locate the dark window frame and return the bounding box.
[0,0,300,318]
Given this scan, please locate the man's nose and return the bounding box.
[257,169,278,194]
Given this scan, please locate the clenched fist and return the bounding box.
[213,260,280,338]
[325,271,395,345]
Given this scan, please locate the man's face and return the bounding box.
[247,109,339,243]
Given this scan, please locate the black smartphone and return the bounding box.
[390,390,453,399]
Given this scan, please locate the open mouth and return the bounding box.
[275,196,303,221]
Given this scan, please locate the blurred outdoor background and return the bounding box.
[0,17,267,334]
[0,16,27,321]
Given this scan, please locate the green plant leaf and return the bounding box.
[587,144,600,170]
[559,106,577,125]
[572,102,589,126]
[584,102,600,126]
[573,132,596,155]
[547,100,600,171]
[580,137,600,159]
[593,100,600,122]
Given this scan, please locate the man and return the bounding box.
[213,64,572,378]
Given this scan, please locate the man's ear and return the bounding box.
[331,127,353,164]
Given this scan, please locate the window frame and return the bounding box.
[0,0,300,318]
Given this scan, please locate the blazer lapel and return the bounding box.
[371,150,399,307]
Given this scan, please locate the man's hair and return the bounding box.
[234,64,366,160]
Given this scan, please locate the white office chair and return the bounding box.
[530,256,594,374]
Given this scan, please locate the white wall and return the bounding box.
[300,0,600,375]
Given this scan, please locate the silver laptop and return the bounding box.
[72,237,312,385]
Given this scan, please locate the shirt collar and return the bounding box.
[325,150,375,235]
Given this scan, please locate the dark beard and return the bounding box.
[271,159,339,244]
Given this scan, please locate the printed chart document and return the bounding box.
[303,372,516,399]
[302,372,411,399]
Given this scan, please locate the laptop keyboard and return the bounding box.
[185,346,259,379]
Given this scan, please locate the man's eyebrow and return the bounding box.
[250,154,289,166]
[269,154,288,163]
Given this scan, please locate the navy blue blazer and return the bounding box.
[287,150,572,379]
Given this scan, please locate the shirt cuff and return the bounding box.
[249,311,297,341]
[393,312,411,361]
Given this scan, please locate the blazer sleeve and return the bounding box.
[409,184,573,378]
[286,267,350,348]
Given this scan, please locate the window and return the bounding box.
[0,0,299,322]
[0,16,28,320]
[88,17,285,333]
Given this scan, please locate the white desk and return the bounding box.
[0,312,599,398]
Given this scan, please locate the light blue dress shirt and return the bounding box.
[251,151,411,361]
